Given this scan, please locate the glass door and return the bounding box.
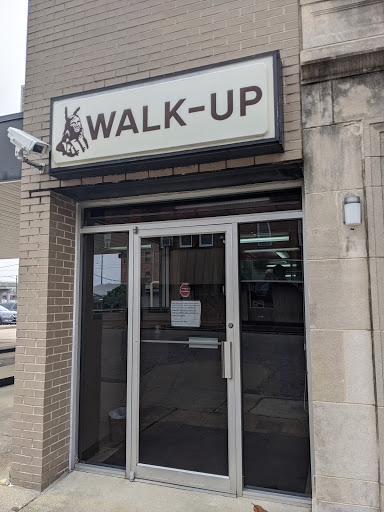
[130,223,237,493]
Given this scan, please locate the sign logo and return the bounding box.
[56,107,89,158]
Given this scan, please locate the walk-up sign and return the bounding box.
[50,52,282,179]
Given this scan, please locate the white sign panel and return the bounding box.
[171,301,201,328]
[50,54,279,173]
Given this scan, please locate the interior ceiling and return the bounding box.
[0,180,20,259]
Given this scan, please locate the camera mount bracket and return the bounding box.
[23,158,47,174]
[16,149,47,174]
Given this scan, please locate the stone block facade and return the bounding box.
[301,0,384,510]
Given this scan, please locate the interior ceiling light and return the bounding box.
[240,236,289,243]
[276,251,289,259]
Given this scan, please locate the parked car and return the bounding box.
[1,302,17,311]
[0,305,17,324]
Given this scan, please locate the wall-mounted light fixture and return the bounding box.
[343,196,361,225]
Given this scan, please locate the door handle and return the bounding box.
[221,341,232,379]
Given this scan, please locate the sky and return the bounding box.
[0,0,28,116]
[0,1,28,283]
[0,259,20,282]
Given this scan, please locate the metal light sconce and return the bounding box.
[343,196,361,225]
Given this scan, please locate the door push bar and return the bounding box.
[141,337,232,378]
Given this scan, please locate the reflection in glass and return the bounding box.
[139,234,228,475]
[84,189,302,226]
[239,220,311,495]
[78,233,128,468]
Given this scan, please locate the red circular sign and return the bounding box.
[180,283,190,298]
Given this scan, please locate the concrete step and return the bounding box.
[0,364,14,387]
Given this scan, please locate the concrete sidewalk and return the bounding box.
[0,385,13,482]
[0,469,311,512]
[0,384,39,512]
[0,470,311,512]
[0,362,14,385]
[0,384,38,512]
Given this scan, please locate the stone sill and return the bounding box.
[301,34,384,66]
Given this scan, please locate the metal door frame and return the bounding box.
[72,201,311,502]
[130,221,237,494]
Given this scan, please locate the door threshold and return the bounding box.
[75,462,126,478]
[75,463,234,496]
[242,488,311,508]
[74,464,311,510]
[135,476,236,498]
[75,462,234,496]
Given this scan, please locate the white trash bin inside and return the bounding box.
[109,407,126,443]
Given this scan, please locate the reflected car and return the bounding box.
[1,302,17,311]
[0,305,17,324]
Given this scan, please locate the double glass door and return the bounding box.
[78,216,310,497]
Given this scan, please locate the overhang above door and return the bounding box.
[58,160,303,203]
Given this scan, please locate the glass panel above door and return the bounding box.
[78,232,128,469]
[83,188,301,226]
[238,219,311,496]
[138,233,229,476]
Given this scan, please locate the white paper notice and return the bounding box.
[171,301,201,327]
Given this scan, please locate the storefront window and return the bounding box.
[239,219,310,496]
[78,232,128,468]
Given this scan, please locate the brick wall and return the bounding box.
[24,0,301,193]
[12,192,76,490]
[16,0,302,490]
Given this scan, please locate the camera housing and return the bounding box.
[7,127,51,159]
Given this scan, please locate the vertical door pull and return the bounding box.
[221,341,232,379]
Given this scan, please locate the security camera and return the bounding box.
[7,127,51,173]
[8,127,51,159]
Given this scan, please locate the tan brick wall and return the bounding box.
[23,0,301,194]
[17,0,302,490]
[12,192,76,490]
